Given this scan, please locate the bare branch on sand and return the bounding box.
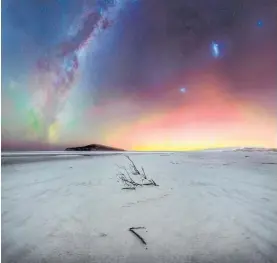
[129,227,147,248]
[117,156,159,189]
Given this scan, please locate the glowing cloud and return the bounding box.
[211,41,220,58]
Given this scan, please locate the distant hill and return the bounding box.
[65,144,125,151]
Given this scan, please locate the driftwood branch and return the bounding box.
[129,227,147,246]
[117,156,159,189]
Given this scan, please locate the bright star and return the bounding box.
[257,20,263,27]
[180,87,187,93]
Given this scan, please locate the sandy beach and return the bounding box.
[1,150,277,263]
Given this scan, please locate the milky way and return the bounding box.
[2,0,277,150]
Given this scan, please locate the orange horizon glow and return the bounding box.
[103,75,277,151]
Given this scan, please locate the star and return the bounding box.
[257,20,263,27]
[180,87,187,93]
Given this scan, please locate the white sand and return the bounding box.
[1,150,277,263]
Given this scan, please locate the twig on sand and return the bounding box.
[125,155,141,175]
[122,187,136,190]
[116,156,159,189]
[129,227,147,247]
[143,180,159,186]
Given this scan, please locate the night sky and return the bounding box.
[2,0,277,151]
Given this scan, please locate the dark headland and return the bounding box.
[65,144,125,151]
